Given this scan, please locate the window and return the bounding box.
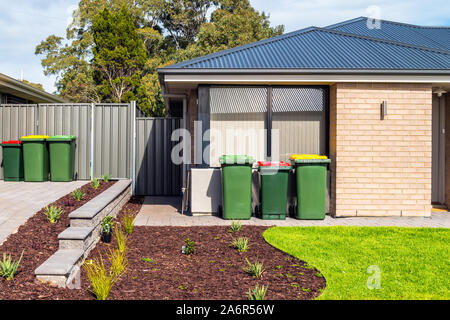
[204,86,327,167]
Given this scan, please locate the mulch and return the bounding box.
[0,180,116,299]
[1,195,326,300]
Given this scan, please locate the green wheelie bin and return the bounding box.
[48,135,76,182]
[0,140,24,181]
[291,155,331,220]
[257,161,291,220]
[21,135,50,182]
[220,155,254,220]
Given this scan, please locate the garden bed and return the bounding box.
[1,195,325,300]
[0,180,116,299]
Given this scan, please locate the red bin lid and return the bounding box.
[257,161,290,167]
[1,140,22,144]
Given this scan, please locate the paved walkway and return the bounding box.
[0,180,86,244]
[135,196,450,228]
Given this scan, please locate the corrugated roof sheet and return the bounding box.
[162,26,450,70]
[327,17,450,51]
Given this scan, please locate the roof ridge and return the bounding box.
[164,26,317,69]
[316,27,450,55]
[326,16,450,30]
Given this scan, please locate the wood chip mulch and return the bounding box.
[0,180,116,300]
[1,195,326,300]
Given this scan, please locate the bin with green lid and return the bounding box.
[220,155,254,220]
[0,140,24,181]
[48,135,76,182]
[290,154,331,220]
[257,161,291,220]
[21,135,50,182]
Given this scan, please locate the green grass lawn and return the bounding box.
[263,226,450,300]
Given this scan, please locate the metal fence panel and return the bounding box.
[38,104,92,180]
[135,118,182,196]
[93,104,132,179]
[0,104,37,179]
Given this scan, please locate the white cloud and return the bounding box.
[0,0,448,95]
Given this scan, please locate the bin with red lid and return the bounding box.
[257,161,291,220]
[0,140,24,181]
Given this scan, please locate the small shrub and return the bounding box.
[0,250,24,280]
[248,284,268,300]
[107,248,127,279]
[91,178,100,189]
[230,237,249,253]
[102,174,111,182]
[121,210,135,235]
[229,220,242,233]
[44,205,64,223]
[101,216,114,235]
[83,257,115,300]
[182,238,195,255]
[71,188,84,201]
[243,258,265,279]
[114,225,127,254]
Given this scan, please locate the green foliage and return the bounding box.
[182,238,196,255]
[230,237,249,253]
[102,174,111,182]
[141,257,154,263]
[0,250,24,280]
[121,210,135,235]
[243,258,265,279]
[92,6,151,112]
[248,284,267,300]
[83,256,115,300]
[114,225,127,254]
[91,178,100,189]
[71,188,85,201]
[101,216,114,235]
[44,205,64,223]
[36,0,283,116]
[229,220,242,233]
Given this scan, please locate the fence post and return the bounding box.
[131,101,136,195]
[90,103,95,180]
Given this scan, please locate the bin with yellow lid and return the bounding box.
[20,135,50,181]
[290,154,331,220]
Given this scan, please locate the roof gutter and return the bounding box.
[158,68,450,76]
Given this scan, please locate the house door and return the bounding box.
[432,95,446,204]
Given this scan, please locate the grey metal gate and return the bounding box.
[134,117,182,196]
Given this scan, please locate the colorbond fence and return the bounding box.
[0,102,182,196]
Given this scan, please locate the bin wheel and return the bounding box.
[218,205,223,218]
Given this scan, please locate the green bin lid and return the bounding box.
[219,155,254,165]
[47,135,76,141]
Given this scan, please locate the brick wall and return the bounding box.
[330,83,432,217]
[446,93,450,208]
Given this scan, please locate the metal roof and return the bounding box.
[160,18,450,73]
[326,17,450,51]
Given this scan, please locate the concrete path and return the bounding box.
[135,196,450,228]
[0,180,87,244]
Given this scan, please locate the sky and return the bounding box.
[0,0,449,94]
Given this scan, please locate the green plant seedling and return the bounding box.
[71,188,85,201]
[83,256,115,300]
[141,257,154,263]
[0,250,24,280]
[44,205,64,223]
[182,238,195,255]
[114,225,127,254]
[243,258,265,279]
[229,220,242,233]
[91,178,100,189]
[248,284,268,300]
[121,210,135,235]
[102,174,111,182]
[230,237,249,253]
